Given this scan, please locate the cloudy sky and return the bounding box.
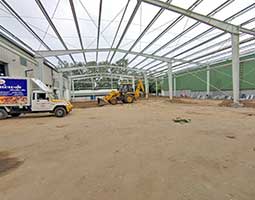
[0,0,254,70]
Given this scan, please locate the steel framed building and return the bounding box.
[0,0,255,103]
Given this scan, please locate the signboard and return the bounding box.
[0,78,28,105]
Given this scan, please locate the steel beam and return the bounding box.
[69,0,87,63]
[141,0,255,35]
[133,0,235,69]
[109,0,142,63]
[58,65,143,73]
[121,0,172,60]
[0,0,64,65]
[96,0,103,63]
[137,3,255,70]
[129,0,203,66]
[147,34,255,77]
[171,36,255,69]
[71,73,136,80]
[106,0,130,62]
[35,0,76,63]
[35,48,188,63]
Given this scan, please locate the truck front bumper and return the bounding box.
[66,103,73,113]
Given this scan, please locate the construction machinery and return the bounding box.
[97,80,145,106]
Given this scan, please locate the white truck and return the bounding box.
[0,77,73,119]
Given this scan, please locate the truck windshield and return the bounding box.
[48,93,58,99]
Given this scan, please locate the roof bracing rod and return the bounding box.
[128,0,204,66]
[145,33,226,72]
[141,0,255,35]
[69,0,87,63]
[167,3,255,58]
[149,39,255,77]
[106,0,131,62]
[109,0,142,63]
[138,3,255,71]
[0,0,64,65]
[35,0,76,64]
[96,0,103,64]
[173,37,255,69]
[148,36,255,76]
[120,0,172,60]
[134,0,234,69]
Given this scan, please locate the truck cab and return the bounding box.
[31,90,73,117]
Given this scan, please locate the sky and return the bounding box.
[0,0,254,72]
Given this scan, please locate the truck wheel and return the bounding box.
[109,98,118,105]
[10,113,21,118]
[0,109,8,120]
[54,107,66,117]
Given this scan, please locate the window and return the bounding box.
[37,93,46,100]
[20,56,27,66]
[0,63,7,76]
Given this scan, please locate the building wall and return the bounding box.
[0,35,55,87]
[161,54,255,96]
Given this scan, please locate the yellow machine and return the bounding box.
[98,80,145,106]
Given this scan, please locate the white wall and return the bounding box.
[0,36,71,100]
[0,36,55,87]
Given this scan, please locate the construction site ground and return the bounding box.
[1,97,255,200]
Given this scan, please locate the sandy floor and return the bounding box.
[0,98,255,200]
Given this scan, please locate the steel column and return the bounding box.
[168,62,173,100]
[72,80,75,100]
[231,33,240,104]
[144,73,149,99]
[132,77,135,91]
[173,75,176,97]
[36,58,44,82]
[206,65,210,95]
[155,78,158,96]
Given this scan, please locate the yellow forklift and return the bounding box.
[97,80,145,106]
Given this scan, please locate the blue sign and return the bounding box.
[0,78,27,97]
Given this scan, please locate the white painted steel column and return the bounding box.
[231,33,240,104]
[68,77,72,100]
[144,73,149,99]
[35,58,44,82]
[173,74,176,97]
[206,65,210,95]
[111,74,113,89]
[155,78,158,96]
[72,79,75,100]
[58,72,64,99]
[168,62,173,100]
[132,76,135,91]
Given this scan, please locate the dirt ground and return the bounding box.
[1,98,255,200]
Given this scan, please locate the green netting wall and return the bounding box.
[162,54,255,91]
